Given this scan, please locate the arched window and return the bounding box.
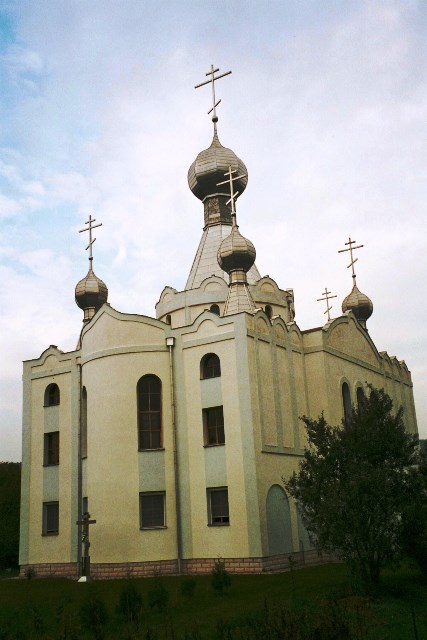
[137,375,162,450]
[44,383,60,407]
[265,305,273,319]
[356,386,365,413]
[342,382,352,426]
[201,353,221,379]
[81,387,87,458]
[210,304,220,315]
[165,314,171,325]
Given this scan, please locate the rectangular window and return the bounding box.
[207,487,229,525]
[44,431,59,466]
[42,501,59,535]
[203,406,225,446]
[139,492,165,529]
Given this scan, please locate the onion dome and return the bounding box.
[342,283,373,329]
[217,225,256,274]
[75,266,108,323]
[188,131,248,203]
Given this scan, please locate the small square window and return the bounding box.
[44,432,59,466]
[207,488,229,525]
[42,501,59,535]
[139,492,165,529]
[203,406,225,446]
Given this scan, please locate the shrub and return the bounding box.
[211,558,231,595]
[79,596,108,639]
[179,577,197,598]
[148,579,169,612]
[117,581,143,627]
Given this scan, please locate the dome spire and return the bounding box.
[338,236,373,330]
[75,215,108,323]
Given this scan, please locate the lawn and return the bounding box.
[0,562,426,639]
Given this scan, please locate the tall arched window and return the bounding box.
[356,386,365,413]
[81,387,87,458]
[265,305,273,319]
[137,375,162,450]
[342,382,352,426]
[201,353,221,379]
[44,383,60,407]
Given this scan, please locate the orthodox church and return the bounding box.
[19,68,417,578]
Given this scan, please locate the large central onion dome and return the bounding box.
[218,225,256,274]
[188,131,248,202]
[75,266,108,323]
[342,282,373,329]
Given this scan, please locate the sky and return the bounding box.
[0,0,426,461]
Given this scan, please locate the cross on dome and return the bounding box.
[195,64,232,130]
[217,164,247,226]
[79,214,103,262]
[317,287,337,322]
[338,236,364,284]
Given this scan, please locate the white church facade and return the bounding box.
[19,70,417,579]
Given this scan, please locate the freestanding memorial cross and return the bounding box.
[76,511,96,581]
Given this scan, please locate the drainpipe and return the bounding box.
[77,362,83,577]
[166,336,182,573]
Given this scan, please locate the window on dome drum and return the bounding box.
[203,406,225,446]
[201,353,221,379]
[139,492,165,529]
[44,383,60,407]
[207,488,229,525]
[42,501,59,535]
[137,375,162,450]
[210,304,220,315]
[342,382,352,426]
[44,431,59,466]
[165,314,171,325]
[265,304,273,319]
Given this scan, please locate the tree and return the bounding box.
[0,462,21,569]
[285,387,420,589]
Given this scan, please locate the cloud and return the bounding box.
[1,0,427,461]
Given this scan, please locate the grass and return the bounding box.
[0,562,426,639]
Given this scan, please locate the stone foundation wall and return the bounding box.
[19,563,79,579]
[20,549,338,580]
[91,559,179,579]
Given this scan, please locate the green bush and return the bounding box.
[148,579,169,612]
[179,577,197,598]
[117,580,143,627]
[79,596,108,639]
[211,558,231,595]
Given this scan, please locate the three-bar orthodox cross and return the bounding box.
[217,164,247,226]
[317,287,337,322]
[76,511,96,579]
[338,236,364,283]
[195,64,232,127]
[79,215,103,262]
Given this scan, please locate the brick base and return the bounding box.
[19,563,78,579]
[20,549,337,580]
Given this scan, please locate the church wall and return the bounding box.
[82,347,178,564]
[246,317,309,558]
[172,315,258,562]
[23,358,79,566]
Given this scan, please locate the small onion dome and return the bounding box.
[217,226,256,274]
[188,130,248,202]
[342,283,373,327]
[75,266,108,313]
